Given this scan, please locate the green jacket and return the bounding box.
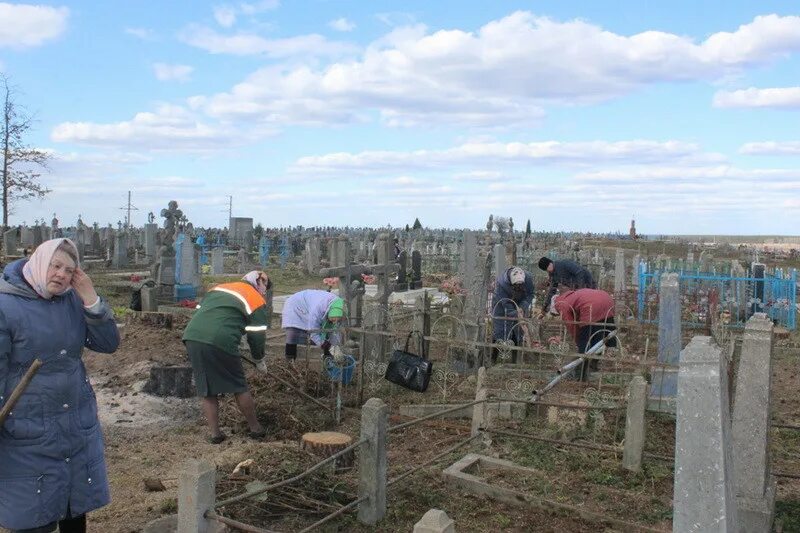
[182,281,268,360]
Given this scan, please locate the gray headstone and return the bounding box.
[673,336,738,532]
[3,228,17,255]
[211,247,224,275]
[614,248,626,293]
[411,251,422,289]
[112,233,128,268]
[31,226,43,247]
[144,223,158,259]
[91,231,101,253]
[175,236,199,286]
[650,272,681,409]
[493,243,506,277]
[732,314,776,531]
[305,237,320,274]
[140,285,158,312]
[396,251,408,292]
[20,226,33,247]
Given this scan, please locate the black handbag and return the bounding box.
[384,331,433,392]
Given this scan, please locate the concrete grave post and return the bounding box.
[622,375,647,472]
[673,336,737,532]
[460,231,491,368]
[177,458,216,533]
[358,398,388,526]
[632,254,641,288]
[732,313,775,532]
[413,291,431,357]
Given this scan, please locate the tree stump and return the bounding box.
[301,431,354,471]
[142,366,195,398]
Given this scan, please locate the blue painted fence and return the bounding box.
[637,263,796,330]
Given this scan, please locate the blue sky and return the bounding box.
[2,0,800,234]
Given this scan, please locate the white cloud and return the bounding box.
[574,165,800,182]
[125,27,155,40]
[51,104,233,152]
[713,87,800,108]
[329,17,355,32]
[194,12,800,129]
[0,3,68,48]
[153,63,194,82]
[211,0,279,28]
[739,142,800,156]
[239,0,280,15]
[179,25,356,58]
[213,5,237,28]
[291,140,712,174]
[453,171,505,182]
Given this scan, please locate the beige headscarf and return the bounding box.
[22,238,80,299]
[242,270,270,295]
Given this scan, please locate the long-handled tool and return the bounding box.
[0,359,43,427]
[529,331,617,402]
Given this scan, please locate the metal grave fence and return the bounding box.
[637,264,796,330]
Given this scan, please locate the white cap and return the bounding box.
[509,267,525,285]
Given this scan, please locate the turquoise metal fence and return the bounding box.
[637,263,797,330]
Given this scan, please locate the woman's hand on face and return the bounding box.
[71,268,99,306]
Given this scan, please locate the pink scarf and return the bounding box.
[22,238,79,299]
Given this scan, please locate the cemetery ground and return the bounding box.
[57,265,800,533]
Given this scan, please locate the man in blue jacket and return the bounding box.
[537,256,595,317]
[491,266,534,363]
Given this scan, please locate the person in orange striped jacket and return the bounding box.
[183,270,270,443]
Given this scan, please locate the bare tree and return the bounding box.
[1,75,51,229]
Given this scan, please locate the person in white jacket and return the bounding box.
[281,289,344,362]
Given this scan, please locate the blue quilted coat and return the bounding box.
[491,268,535,343]
[0,259,120,530]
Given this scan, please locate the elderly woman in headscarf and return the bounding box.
[182,270,271,444]
[0,238,120,533]
[281,289,344,363]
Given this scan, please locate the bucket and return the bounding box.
[325,355,356,385]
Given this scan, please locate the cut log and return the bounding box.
[301,431,354,471]
[142,366,195,398]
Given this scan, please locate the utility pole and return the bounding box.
[118,190,139,229]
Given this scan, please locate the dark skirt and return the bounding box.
[185,340,247,397]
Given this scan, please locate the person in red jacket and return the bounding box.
[551,288,617,380]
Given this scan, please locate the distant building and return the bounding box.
[629,218,637,240]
